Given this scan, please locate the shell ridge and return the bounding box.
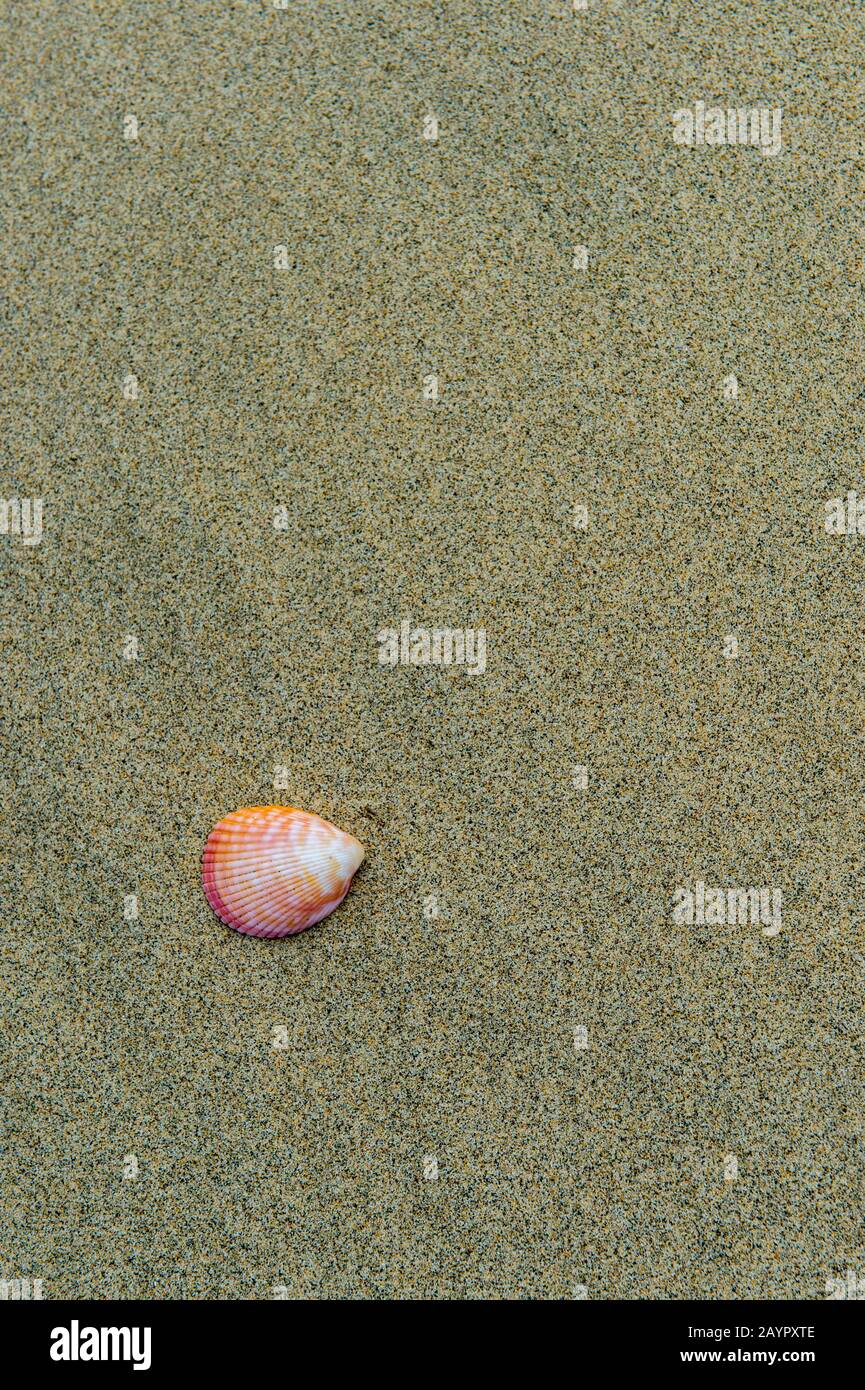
[201,806,364,938]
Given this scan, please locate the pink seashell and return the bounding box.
[202,806,365,938]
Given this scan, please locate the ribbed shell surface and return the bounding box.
[202,806,365,938]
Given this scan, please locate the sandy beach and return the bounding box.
[2,0,864,1298]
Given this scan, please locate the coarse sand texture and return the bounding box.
[2,1,864,1299]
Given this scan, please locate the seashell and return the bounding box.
[202,806,365,938]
